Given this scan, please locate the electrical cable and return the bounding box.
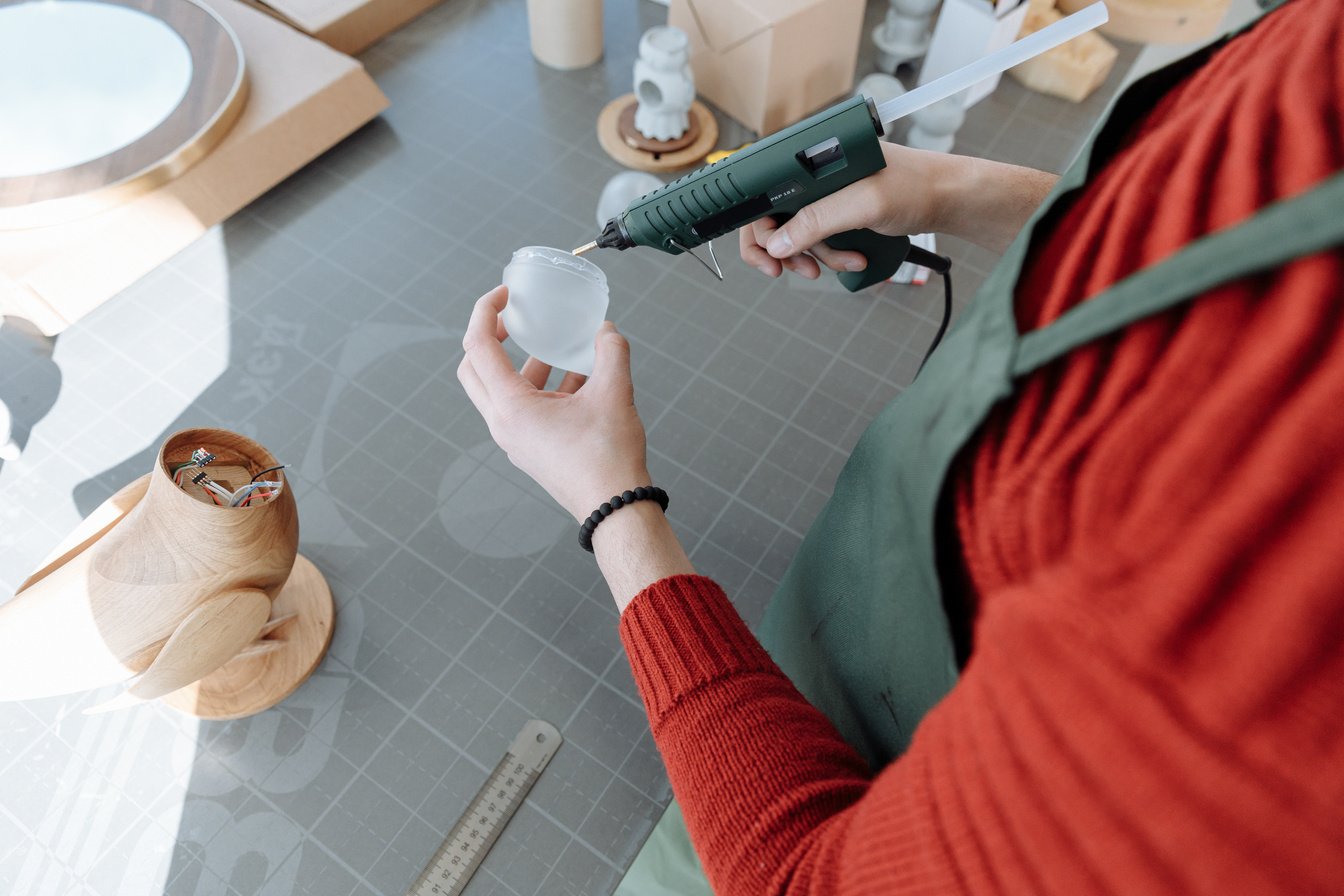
[902,245,954,376]
[920,268,953,374]
[230,481,282,506]
[174,447,288,506]
[251,464,286,483]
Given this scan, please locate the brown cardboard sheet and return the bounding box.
[242,0,446,55]
[0,0,389,336]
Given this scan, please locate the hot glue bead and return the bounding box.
[600,502,613,516]
[622,490,635,503]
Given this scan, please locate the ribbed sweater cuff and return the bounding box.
[618,574,783,727]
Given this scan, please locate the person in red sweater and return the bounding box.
[459,0,1343,892]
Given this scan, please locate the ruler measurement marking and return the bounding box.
[408,720,560,896]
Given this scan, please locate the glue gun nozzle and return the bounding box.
[572,241,599,257]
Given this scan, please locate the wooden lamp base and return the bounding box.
[161,555,334,720]
[0,428,337,720]
[597,95,719,173]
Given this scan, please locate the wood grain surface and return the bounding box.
[597,95,720,173]
[0,428,334,720]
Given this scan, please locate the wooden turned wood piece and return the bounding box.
[1056,0,1231,45]
[617,101,702,154]
[0,427,334,719]
[161,554,334,720]
[597,95,720,173]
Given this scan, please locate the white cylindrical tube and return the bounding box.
[527,0,604,70]
[875,2,1109,126]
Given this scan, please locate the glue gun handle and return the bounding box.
[829,229,913,292]
[771,213,912,293]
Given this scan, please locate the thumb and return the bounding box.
[766,190,876,259]
[591,321,633,396]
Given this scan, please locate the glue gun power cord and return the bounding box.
[903,244,952,376]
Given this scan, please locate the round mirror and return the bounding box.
[0,0,246,228]
[0,2,193,178]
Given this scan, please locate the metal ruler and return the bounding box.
[406,719,562,896]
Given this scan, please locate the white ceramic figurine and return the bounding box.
[634,26,695,142]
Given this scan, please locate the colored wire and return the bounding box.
[173,450,288,506]
[172,449,216,486]
[202,480,235,503]
[230,481,282,506]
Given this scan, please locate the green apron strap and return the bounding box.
[1012,172,1344,376]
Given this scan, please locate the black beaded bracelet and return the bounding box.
[578,485,669,553]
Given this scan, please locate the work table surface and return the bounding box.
[0,0,1135,892]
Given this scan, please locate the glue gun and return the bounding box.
[582,96,906,291]
[575,2,1109,292]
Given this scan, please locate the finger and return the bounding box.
[750,216,780,251]
[556,370,587,394]
[740,221,782,277]
[765,189,882,259]
[807,241,868,274]
[466,285,508,349]
[590,321,634,401]
[490,285,511,341]
[741,242,782,277]
[457,355,494,420]
[464,286,529,398]
[520,356,552,390]
[782,253,822,280]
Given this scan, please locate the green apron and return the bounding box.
[617,3,1342,891]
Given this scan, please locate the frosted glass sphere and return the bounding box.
[596,171,662,227]
[501,247,610,376]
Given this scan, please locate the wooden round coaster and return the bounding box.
[617,101,701,154]
[597,94,719,173]
[0,0,248,229]
[161,555,335,721]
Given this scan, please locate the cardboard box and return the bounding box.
[241,0,446,56]
[0,0,388,336]
[668,0,867,136]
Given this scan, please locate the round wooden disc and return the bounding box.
[617,100,701,154]
[597,95,720,173]
[0,0,248,229]
[161,554,335,720]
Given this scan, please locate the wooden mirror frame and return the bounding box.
[0,0,248,229]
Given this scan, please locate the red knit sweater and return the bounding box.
[618,2,1344,893]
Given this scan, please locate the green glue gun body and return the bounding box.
[592,95,908,292]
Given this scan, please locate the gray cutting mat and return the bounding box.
[0,1,1134,893]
